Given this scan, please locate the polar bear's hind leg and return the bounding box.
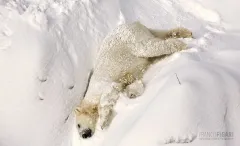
[128,38,187,58]
[129,27,193,58]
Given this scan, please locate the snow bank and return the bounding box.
[102,49,240,146]
[0,0,120,146]
[179,0,240,30]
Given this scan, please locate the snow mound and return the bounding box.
[102,50,240,146]
[0,0,120,146]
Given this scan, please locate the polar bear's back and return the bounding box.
[92,22,154,82]
[93,45,149,82]
[98,22,154,53]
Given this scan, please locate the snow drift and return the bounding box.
[0,0,120,145]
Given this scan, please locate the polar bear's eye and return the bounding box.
[77,124,81,129]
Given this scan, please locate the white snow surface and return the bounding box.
[0,0,240,146]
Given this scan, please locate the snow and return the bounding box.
[102,50,240,146]
[0,0,119,145]
[0,0,240,146]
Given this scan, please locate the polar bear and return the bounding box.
[75,22,192,138]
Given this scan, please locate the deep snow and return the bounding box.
[0,0,240,146]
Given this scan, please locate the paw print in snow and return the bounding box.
[159,133,197,144]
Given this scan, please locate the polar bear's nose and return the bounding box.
[81,128,92,138]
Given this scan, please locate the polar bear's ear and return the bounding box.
[87,104,98,114]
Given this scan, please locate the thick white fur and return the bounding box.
[75,22,192,137]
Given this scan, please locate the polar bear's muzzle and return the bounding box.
[81,128,93,138]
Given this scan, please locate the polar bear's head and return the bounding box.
[75,102,99,138]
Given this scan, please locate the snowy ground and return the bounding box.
[1,0,240,146]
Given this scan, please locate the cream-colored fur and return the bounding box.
[75,22,193,138]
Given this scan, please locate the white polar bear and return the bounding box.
[75,22,192,138]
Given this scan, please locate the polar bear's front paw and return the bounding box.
[166,27,193,39]
[125,80,144,98]
[98,105,115,130]
[99,86,119,129]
